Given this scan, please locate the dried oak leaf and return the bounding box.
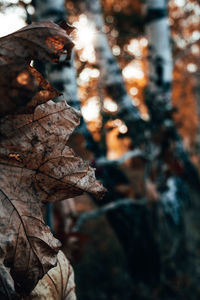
[0,22,105,298]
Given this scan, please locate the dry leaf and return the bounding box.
[0,64,61,117]
[0,186,61,296]
[0,100,105,202]
[23,251,76,300]
[0,22,105,298]
[0,263,19,300]
[0,21,73,117]
[0,21,74,63]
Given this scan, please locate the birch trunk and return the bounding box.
[77,0,162,285]
[84,0,143,139]
[145,0,173,124]
[145,0,200,191]
[144,2,200,294]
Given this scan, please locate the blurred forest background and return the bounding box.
[1,0,200,299]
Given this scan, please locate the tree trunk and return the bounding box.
[145,0,200,191]
[84,0,145,141]
[78,0,162,285]
[145,0,173,124]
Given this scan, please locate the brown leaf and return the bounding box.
[0,21,74,64]
[58,21,76,35]
[0,264,20,300]
[0,21,74,117]
[23,251,76,300]
[0,187,61,296]
[0,99,105,296]
[0,22,105,297]
[0,65,60,117]
[0,100,105,201]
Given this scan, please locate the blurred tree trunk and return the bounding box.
[145,0,172,124]
[84,0,193,294]
[81,0,162,285]
[84,0,145,141]
[144,2,199,298]
[145,0,200,191]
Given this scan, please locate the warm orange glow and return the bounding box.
[9,153,21,161]
[17,71,29,85]
[46,36,65,52]
[106,125,131,160]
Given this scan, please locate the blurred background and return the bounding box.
[1,0,200,299]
